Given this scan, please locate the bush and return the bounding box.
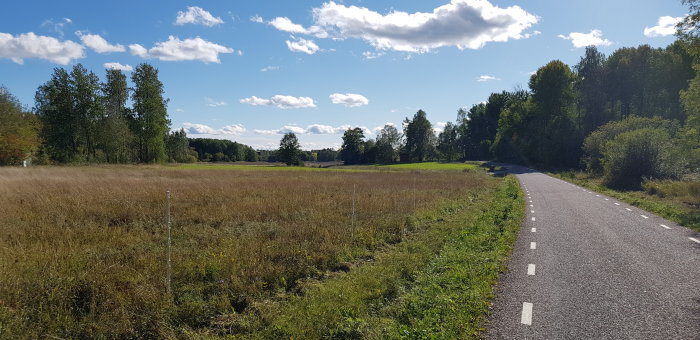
[601,128,685,189]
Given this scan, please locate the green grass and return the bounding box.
[175,163,370,172]
[554,171,700,232]
[201,175,523,339]
[376,162,481,171]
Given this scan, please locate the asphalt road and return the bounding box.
[486,167,700,340]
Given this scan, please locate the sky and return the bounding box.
[0,0,688,150]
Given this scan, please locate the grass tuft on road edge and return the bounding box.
[231,175,523,339]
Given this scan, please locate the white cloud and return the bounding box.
[182,123,246,135]
[175,6,224,27]
[129,36,234,63]
[205,97,226,107]
[286,37,320,54]
[103,62,133,72]
[434,121,448,134]
[260,65,279,72]
[304,0,538,52]
[41,18,72,38]
[76,32,125,53]
[267,17,328,38]
[557,29,612,48]
[477,75,500,82]
[254,124,368,135]
[251,15,264,23]
[644,16,683,37]
[0,32,84,65]
[240,95,316,109]
[329,93,369,107]
[362,51,384,59]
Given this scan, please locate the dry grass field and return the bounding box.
[0,165,499,338]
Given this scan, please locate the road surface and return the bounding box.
[486,167,700,339]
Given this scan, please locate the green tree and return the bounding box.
[166,129,196,163]
[100,68,135,163]
[70,64,103,161]
[575,46,611,135]
[340,127,365,165]
[278,132,301,166]
[404,110,435,162]
[375,124,400,164]
[437,122,459,162]
[35,68,79,162]
[0,86,41,165]
[679,0,700,171]
[131,63,169,163]
[245,147,258,162]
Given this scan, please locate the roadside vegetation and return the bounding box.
[0,164,520,338]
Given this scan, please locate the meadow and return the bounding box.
[0,164,520,338]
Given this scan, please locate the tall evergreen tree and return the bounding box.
[131,64,169,163]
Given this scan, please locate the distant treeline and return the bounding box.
[334,40,699,189]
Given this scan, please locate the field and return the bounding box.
[0,164,521,338]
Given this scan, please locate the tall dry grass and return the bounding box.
[0,165,493,338]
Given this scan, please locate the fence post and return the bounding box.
[166,190,172,297]
[351,184,356,239]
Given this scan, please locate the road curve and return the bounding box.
[486,166,700,340]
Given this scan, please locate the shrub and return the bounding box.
[601,128,685,189]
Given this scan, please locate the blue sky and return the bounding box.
[0,0,687,149]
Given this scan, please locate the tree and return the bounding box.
[437,121,459,161]
[575,46,610,135]
[100,68,135,163]
[166,129,196,163]
[278,132,301,166]
[404,110,435,162]
[132,63,169,163]
[0,86,41,165]
[70,64,103,161]
[35,67,78,162]
[375,124,400,164]
[340,128,365,165]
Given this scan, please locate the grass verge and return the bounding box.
[205,175,523,339]
[553,171,700,232]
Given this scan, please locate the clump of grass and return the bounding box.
[0,165,493,338]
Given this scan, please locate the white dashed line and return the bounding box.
[660,224,671,230]
[530,242,537,250]
[596,194,601,197]
[528,264,536,275]
[531,210,535,213]
[641,215,649,219]
[531,228,536,233]
[605,198,609,201]
[690,237,700,244]
[531,217,536,222]
[614,203,620,206]
[530,204,534,208]
[521,302,533,325]
[625,208,632,212]
[529,200,533,203]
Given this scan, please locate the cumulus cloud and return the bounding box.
[644,16,683,37]
[129,36,234,63]
[267,17,328,38]
[76,32,125,53]
[205,97,226,107]
[103,62,133,72]
[240,95,316,109]
[250,15,264,23]
[294,0,539,52]
[557,29,612,48]
[286,37,320,54]
[254,124,369,135]
[0,32,84,65]
[175,6,224,27]
[182,123,246,135]
[329,93,369,107]
[477,75,500,82]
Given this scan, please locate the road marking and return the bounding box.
[660,224,671,230]
[641,215,649,219]
[521,302,533,325]
[530,204,534,208]
[531,217,536,221]
[530,242,537,249]
[690,237,700,244]
[605,198,609,201]
[529,200,533,203]
[531,228,536,233]
[531,210,535,213]
[528,264,536,275]
[614,203,620,206]
[625,208,632,212]
[596,194,600,197]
